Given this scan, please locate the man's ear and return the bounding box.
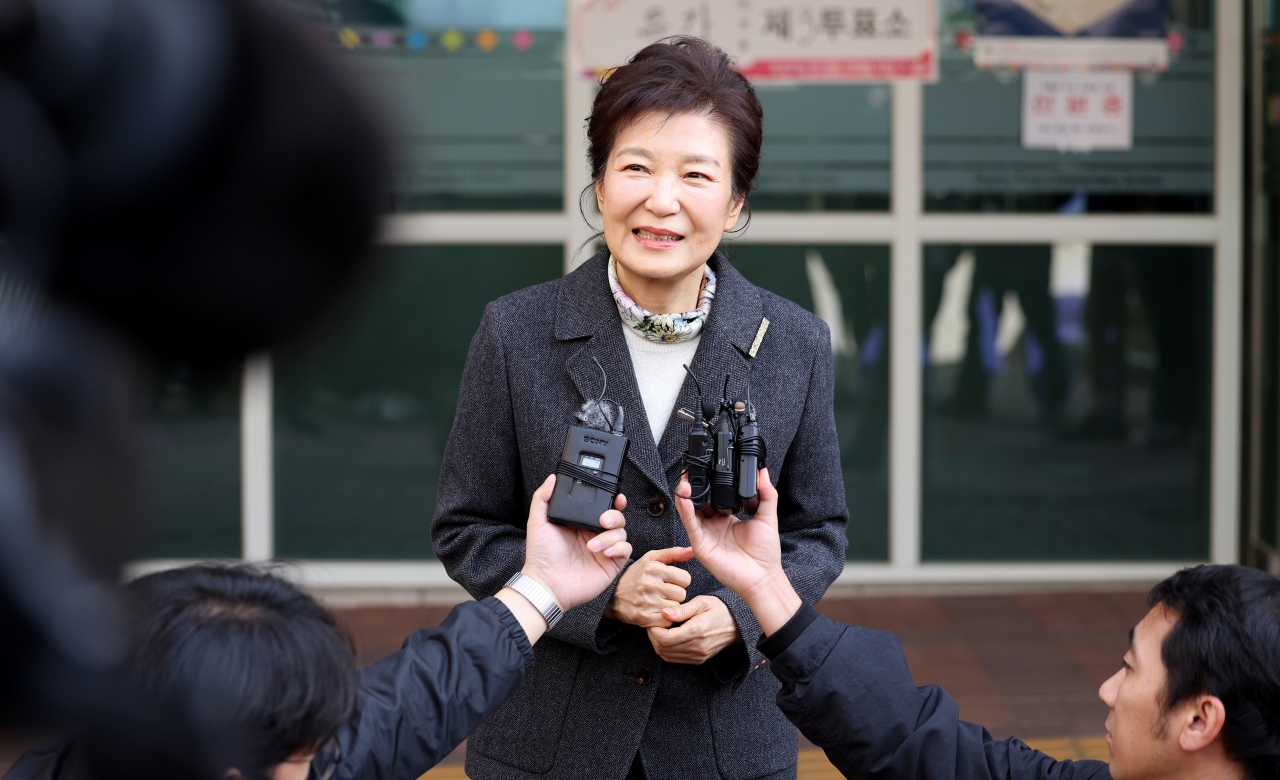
[1177,694,1227,753]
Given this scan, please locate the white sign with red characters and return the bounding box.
[575,0,936,82]
[1021,70,1132,152]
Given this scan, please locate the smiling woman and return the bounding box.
[432,37,849,780]
[587,44,760,322]
[597,113,744,316]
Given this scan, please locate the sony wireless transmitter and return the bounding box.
[547,357,629,531]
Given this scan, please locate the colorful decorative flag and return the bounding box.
[511,29,535,52]
[476,28,499,52]
[441,28,464,52]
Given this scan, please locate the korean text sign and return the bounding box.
[576,0,936,82]
[1022,70,1133,151]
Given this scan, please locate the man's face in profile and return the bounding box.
[226,748,317,780]
[1097,605,1180,780]
[270,750,318,780]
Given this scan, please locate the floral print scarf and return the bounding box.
[608,256,716,344]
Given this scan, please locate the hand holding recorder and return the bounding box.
[680,366,766,516]
[497,474,632,643]
[674,468,803,637]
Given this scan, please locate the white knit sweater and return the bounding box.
[620,324,701,446]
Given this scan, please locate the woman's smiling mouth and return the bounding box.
[633,227,684,249]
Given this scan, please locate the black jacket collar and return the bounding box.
[553,249,764,495]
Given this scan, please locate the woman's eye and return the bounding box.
[626,164,645,172]
[687,172,705,179]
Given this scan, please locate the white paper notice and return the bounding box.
[1021,70,1132,152]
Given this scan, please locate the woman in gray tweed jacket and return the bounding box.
[432,37,848,780]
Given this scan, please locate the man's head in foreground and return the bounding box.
[1098,564,1279,780]
[127,565,355,780]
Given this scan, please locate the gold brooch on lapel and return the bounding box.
[749,318,770,358]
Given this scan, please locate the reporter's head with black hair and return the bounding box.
[125,565,356,780]
[6,475,632,780]
[1,564,353,780]
[1098,565,1280,780]
[675,471,1280,780]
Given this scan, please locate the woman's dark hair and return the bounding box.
[583,36,763,226]
[125,564,357,771]
[1147,565,1280,780]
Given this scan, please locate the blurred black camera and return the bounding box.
[0,0,387,774]
[680,367,766,516]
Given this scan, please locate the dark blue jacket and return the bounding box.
[331,597,533,780]
[2,597,533,780]
[758,606,1112,780]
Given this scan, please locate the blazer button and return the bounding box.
[633,666,653,685]
[646,498,665,517]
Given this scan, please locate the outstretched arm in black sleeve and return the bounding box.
[336,474,633,778]
[673,471,1110,780]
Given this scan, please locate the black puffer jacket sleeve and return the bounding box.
[764,612,1111,780]
[331,597,535,780]
[3,600,532,780]
[1,740,85,780]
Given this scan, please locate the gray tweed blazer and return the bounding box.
[432,249,849,780]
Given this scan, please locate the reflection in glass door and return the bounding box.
[921,244,1212,561]
[729,245,891,560]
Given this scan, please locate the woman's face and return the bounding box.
[596,111,744,286]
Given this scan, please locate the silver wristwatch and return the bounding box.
[504,572,563,630]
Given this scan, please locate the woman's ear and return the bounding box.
[595,178,605,212]
[723,196,745,231]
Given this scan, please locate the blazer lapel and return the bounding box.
[556,250,669,495]
[657,252,765,478]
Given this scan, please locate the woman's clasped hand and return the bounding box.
[601,540,747,660]
[603,540,744,664]
[647,595,743,664]
[604,546,695,627]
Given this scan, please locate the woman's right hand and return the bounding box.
[604,546,695,627]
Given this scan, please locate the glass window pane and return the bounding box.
[142,362,241,558]
[921,244,1211,561]
[1258,1,1280,557]
[304,0,564,211]
[274,245,562,559]
[925,2,1213,213]
[728,245,889,560]
[753,85,891,211]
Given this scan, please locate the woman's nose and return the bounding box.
[644,175,680,217]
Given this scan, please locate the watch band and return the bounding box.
[504,572,563,630]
